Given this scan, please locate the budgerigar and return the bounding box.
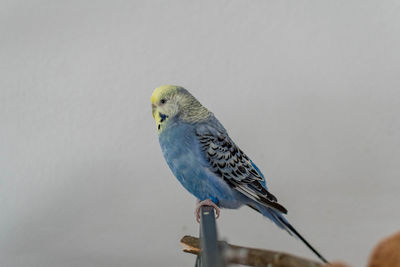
[151,85,328,263]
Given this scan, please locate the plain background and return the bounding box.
[1,1,400,266]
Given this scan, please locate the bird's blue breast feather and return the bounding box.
[159,119,244,208]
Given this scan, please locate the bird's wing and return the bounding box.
[195,124,287,214]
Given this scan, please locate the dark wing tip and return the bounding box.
[259,197,288,214]
[271,202,288,214]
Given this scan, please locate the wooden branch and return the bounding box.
[181,235,322,267]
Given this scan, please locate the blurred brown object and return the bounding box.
[182,231,400,267]
[368,231,400,267]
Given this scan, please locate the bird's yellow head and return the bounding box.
[151,85,210,133]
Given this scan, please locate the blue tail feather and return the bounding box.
[253,204,329,264]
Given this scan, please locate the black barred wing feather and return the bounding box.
[196,125,287,214]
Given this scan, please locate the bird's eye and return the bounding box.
[160,99,166,104]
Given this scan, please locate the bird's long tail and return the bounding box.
[251,204,329,264]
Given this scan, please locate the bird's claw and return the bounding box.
[195,199,220,223]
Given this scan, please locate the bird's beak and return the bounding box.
[152,104,156,119]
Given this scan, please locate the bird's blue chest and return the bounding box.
[158,122,241,207]
[158,123,203,191]
[158,123,195,168]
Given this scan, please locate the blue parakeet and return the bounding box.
[151,85,328,263]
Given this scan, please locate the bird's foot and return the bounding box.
[195,199,220,223]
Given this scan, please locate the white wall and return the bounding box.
[1,1,400,266]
